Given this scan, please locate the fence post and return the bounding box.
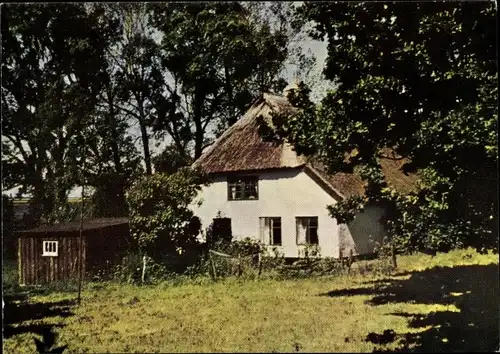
[237,255,242,278]
[257,253,262,278]
[210,252,217,281]
[141,255,147,284]
[347,249,354,274]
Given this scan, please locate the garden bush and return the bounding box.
[126,167,208,262]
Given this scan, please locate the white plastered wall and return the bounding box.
[191,169,389,258]
[191,168,341,258]
[339,205,389,257]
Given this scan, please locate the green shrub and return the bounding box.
[126,167,208,261]
[206,215,233,248]
[2,260,20,296]
[187,238,264,280]
[112,253,170,285]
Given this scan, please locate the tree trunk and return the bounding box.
[138,105,152,175]
[391,243,397,269]
[193,92,205,159]
[107,93,124,176]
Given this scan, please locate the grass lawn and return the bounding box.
[3,248,499,353]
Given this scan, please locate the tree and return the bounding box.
[242,2,321,95]
[271,2,497,252]
[126,167,208,261]
[150,2,301,159]
[84,98,143,217]
[104,3,166,175]
[152,144,193,175]
[1,195,15,259]
[1,4,120,224]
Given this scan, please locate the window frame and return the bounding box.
[295,217,319,245]
[227,176,259,201]
[259,217,282,246]
[42,240,59,257]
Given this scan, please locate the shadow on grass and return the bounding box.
[321,264,499,352]
[3,295,75,339]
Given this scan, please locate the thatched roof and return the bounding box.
[193,93,306,173]
[193,93,418,199]
[305,149,418,199]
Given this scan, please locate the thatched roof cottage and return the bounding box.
[191,85,417,258]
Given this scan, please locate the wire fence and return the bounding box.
[208,249,263,280]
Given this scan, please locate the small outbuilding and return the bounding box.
[16,217,131,286]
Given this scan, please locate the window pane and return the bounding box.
[271,217,281,245]
[243,186,251,198]
[43,241,58,256]
[309,227,319,244]
[228,184,236,200]
[273,227,282,245]
[245,184,257,199]
[296,218,307,244]
[228,176,258,200]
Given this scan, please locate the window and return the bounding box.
[296,217,318,245]
[42,241,58,257]
[259,217,282,246]
[228,176,258,200]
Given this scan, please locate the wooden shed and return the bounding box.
[16,217,131,286]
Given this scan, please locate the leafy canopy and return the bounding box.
[1,3,120,224]
[276,2,498,253]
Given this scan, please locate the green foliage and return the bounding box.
[327,195,366,224]
[298,243,322,258]
[112,253,168,285]
[153,145,193,175]
[41,199,93,225]
[86,86,144,217]
[102,3,162,175]
[3,249,498,353]
[260,246,286,270]
[215,237,263,258]
[276,2,498,253]
[149,2,301,157]
[206,216,233,248]
[2,196,16,259]
[195,238,263,279]
[2,260,20,295]
[126,167,208,260]
[2,3,314,230]
[276,258,344,279]
[1,4,122,223]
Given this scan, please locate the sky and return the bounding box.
[2,18,330,200]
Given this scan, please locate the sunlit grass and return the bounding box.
[3,248,498,353]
